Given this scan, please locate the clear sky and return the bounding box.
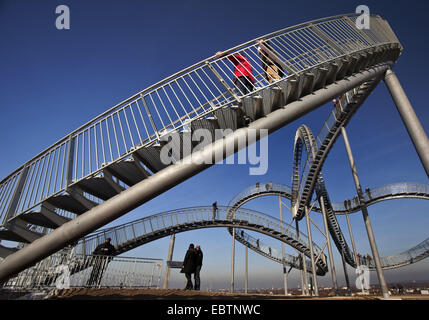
[0,0,428,291]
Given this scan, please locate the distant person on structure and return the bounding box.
[212,201,218,220]
[257,39,284,83]
[365,187,372,200]
[182,243,197,290]
[215,50,254,95]
[366,254,372,266]
[194,245,203,290]
[87,237,116,287]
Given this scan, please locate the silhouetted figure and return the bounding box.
[212,201,218,220]
[87,238,116,287]
[182,243,197,290]
[365,187,372,200]
[194,245,203,290]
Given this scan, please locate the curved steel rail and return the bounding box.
[72,206,328,275]
[226,181,429,270]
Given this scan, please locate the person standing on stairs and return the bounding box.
[215,51,255,95]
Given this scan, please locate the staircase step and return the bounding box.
[45,194,95,215]
[0,244,18,258]
[242,95,263,121]
[77,176,123,201]
[17,204,71,229]
[106,158,149,186]
[135,143,169,173]
[325,62,339,85]
[191,117,220,150]
[214,105,245,130]
[313,67,329,91]
[0,221,43,243]
[301,72,316,96]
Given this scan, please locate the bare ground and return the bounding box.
[40,288,429,300]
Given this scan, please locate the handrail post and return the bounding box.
[65,135,76,189]
[4,166,29,224]
[205,61,241,105]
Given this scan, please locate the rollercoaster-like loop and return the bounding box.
[226,181,429,271]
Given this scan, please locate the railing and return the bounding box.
[294,88,359,208]
[228,182,292,208]
[0,14,401,226]
[1,252,163,291]
[331,182,429,212]
[72,206,324,260]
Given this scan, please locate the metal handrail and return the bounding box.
[0,14,401,226]
[225,181,429,270]
[73,206,324,261]
[2,252,163,291]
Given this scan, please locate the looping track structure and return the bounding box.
[0,13,412,283]
[227,181,429,270]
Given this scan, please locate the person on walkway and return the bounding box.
[194,245,203,290]
[212,201,218,220]
[182,243,197,290]
[365,187,372,200]
[366,254,372,266]
[257,39,284,83]
[87,237,116,287]
[216,51,255,95]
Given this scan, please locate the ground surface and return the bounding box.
[37,288,429,300]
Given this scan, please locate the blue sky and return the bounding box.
[0,0,428,291]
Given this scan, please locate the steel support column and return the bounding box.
[163,233,175,289]
[305,206,319,296]
[244,245,248,294]
[341,126,390,299]
[384,69,429,178]
[319,195,339,296]
[279,196,288,295]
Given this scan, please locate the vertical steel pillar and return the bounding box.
[279,196,288,295]
[295,219,308,295]
[384,69,429,178]
[163,233,175,289]
[340,249,352,296]
[345,210,364,293]
[244,245,248,294]
[319,195,339,295]
[305,206,319,296]
[295,219,305,295]
[230,227,235,293]
[341,126,390,299]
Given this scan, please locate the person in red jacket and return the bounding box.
[216,51,254,95]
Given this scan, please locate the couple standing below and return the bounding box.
[182,243,203,290]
